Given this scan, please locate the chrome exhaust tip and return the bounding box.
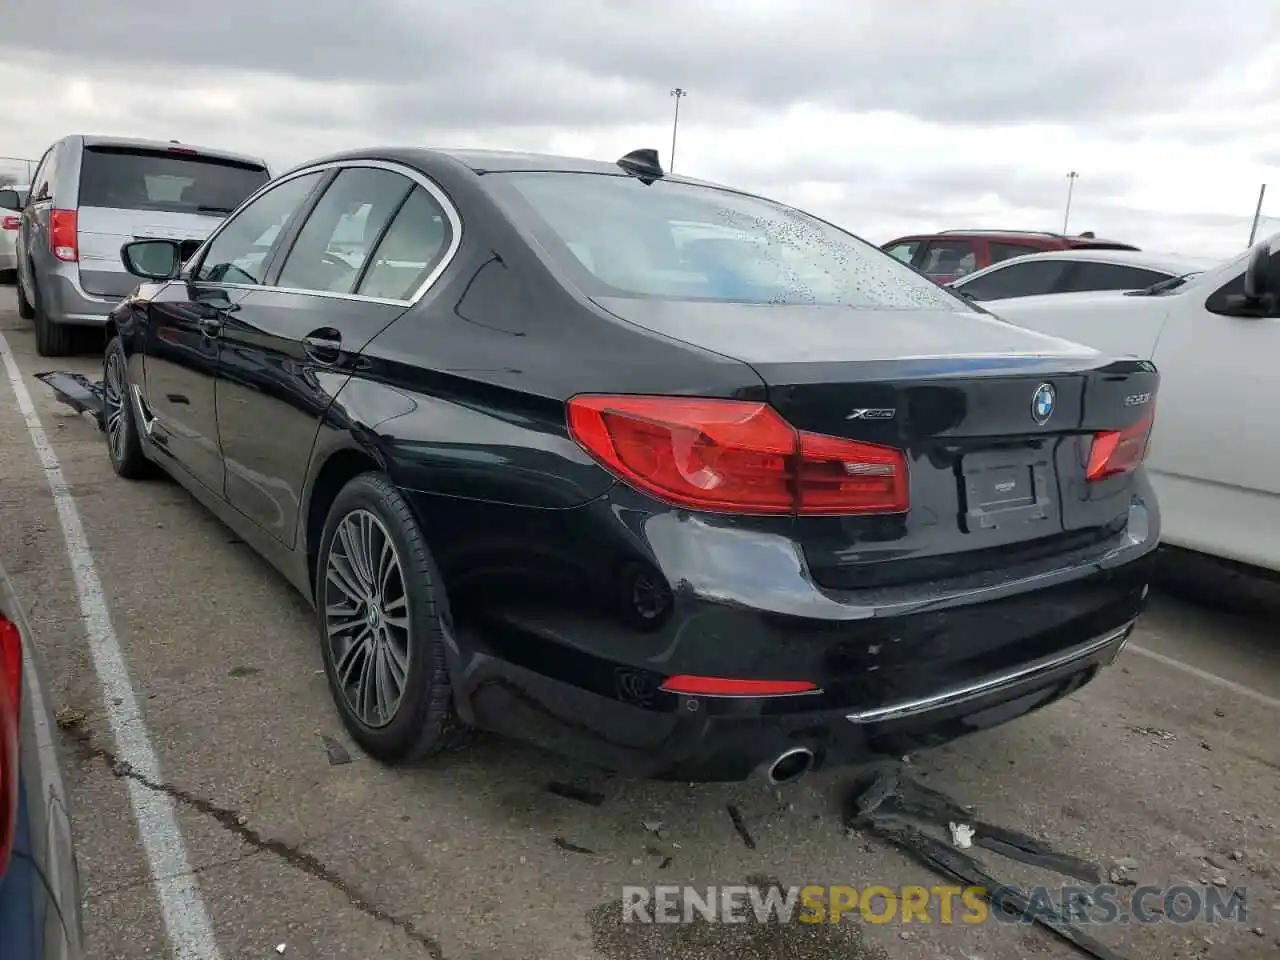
[765,747,814,785]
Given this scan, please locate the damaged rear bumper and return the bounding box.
[455,604,1143,783]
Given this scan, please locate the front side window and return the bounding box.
[485,172,970,311]
[276,167,416,295]
[1206,246,1280,314]
[957,259,1070,301]
[194,172,323,285]
[883,241,919,264]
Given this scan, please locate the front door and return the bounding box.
[217,164,457,545]
[142,169,328,494]
[140,281,251,491]
[1146,246,1280,569]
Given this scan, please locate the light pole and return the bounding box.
[1062,171,1079,234]
[669,88,687,172]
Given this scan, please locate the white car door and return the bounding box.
[1143,244,1280,571]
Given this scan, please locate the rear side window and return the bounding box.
[0,189,22,211]
[918,239,977,279]
[78,146,269,215]
[276,167,414,295]
[988,241,1042,264]
[486,172,968,311]
[957,259,1070,301]
[357,187,454,300]
[1058,263,1168,293]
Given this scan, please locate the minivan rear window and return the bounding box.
[486,171,970,311]
[78,146,269,215]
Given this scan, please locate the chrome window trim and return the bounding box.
[183,158,464,307]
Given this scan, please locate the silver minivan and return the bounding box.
[16,135,271,356]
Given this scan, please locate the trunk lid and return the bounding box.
[592,298,1157,588]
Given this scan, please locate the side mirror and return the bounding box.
[121,239,182,281]
[1243,239,1271,300]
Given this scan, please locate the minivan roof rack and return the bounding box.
[938,229,1067,238]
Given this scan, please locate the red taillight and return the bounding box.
[660,675,819,697]
[0,614,21,879]
[50,208,78,262]
[1,216,18,231]
[1087,406,1155,482]
[566,395,909,516]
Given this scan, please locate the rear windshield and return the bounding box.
[486,171,969,311]
[78,147,269,215]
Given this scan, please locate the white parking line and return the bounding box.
[0,332,224,960]
[1126,643,1280,710]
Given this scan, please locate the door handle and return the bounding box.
[198,317,222,338]
[303,329,342,363]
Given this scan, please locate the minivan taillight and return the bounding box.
[566,395,909,516]
[50,209,78,262]
[1087,406,1155,482]
[1,216,18,232]
[0,614,21,880]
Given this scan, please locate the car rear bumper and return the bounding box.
[459,617,1136,781]
[430,480,1159,782]
[37,268,120,325]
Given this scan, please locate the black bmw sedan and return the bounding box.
[102,145,1159,783]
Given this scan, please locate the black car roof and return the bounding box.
[281,146,728,188]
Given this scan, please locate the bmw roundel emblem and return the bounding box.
[1031,383,1056,425]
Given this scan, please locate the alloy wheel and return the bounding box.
[323,509,411,729]
[104,351,126,464]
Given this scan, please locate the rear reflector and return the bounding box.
[50,208,77,262]
[0,614,20,879]
[660,675,818,697]
[1,216,18,231]
[566,395,909,516]
[1087,406,1155,482]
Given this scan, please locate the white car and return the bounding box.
[986,235,1280,573]
[0,183,29,276]
[952,247,1216,302]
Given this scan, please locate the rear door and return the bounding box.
[141,170,327,492]
[16,145,55,298]
[216,163,457,545]
[75,144,271,299]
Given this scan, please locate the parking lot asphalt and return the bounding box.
[0,287,1276,960]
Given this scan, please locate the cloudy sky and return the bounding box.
[3,0,1279,258]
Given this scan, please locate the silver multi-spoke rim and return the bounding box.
[323,509,411,729]
[104,352,126,463]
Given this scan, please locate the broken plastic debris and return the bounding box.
[275,944,286,955]
[949,822,975,849]
[641,819,663,834]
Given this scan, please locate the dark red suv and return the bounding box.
[882,229,1139,283]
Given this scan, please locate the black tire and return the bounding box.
[315,472,465,764]
[16,274,34,319]
[31,279,74,357]
[103,336,152,479]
